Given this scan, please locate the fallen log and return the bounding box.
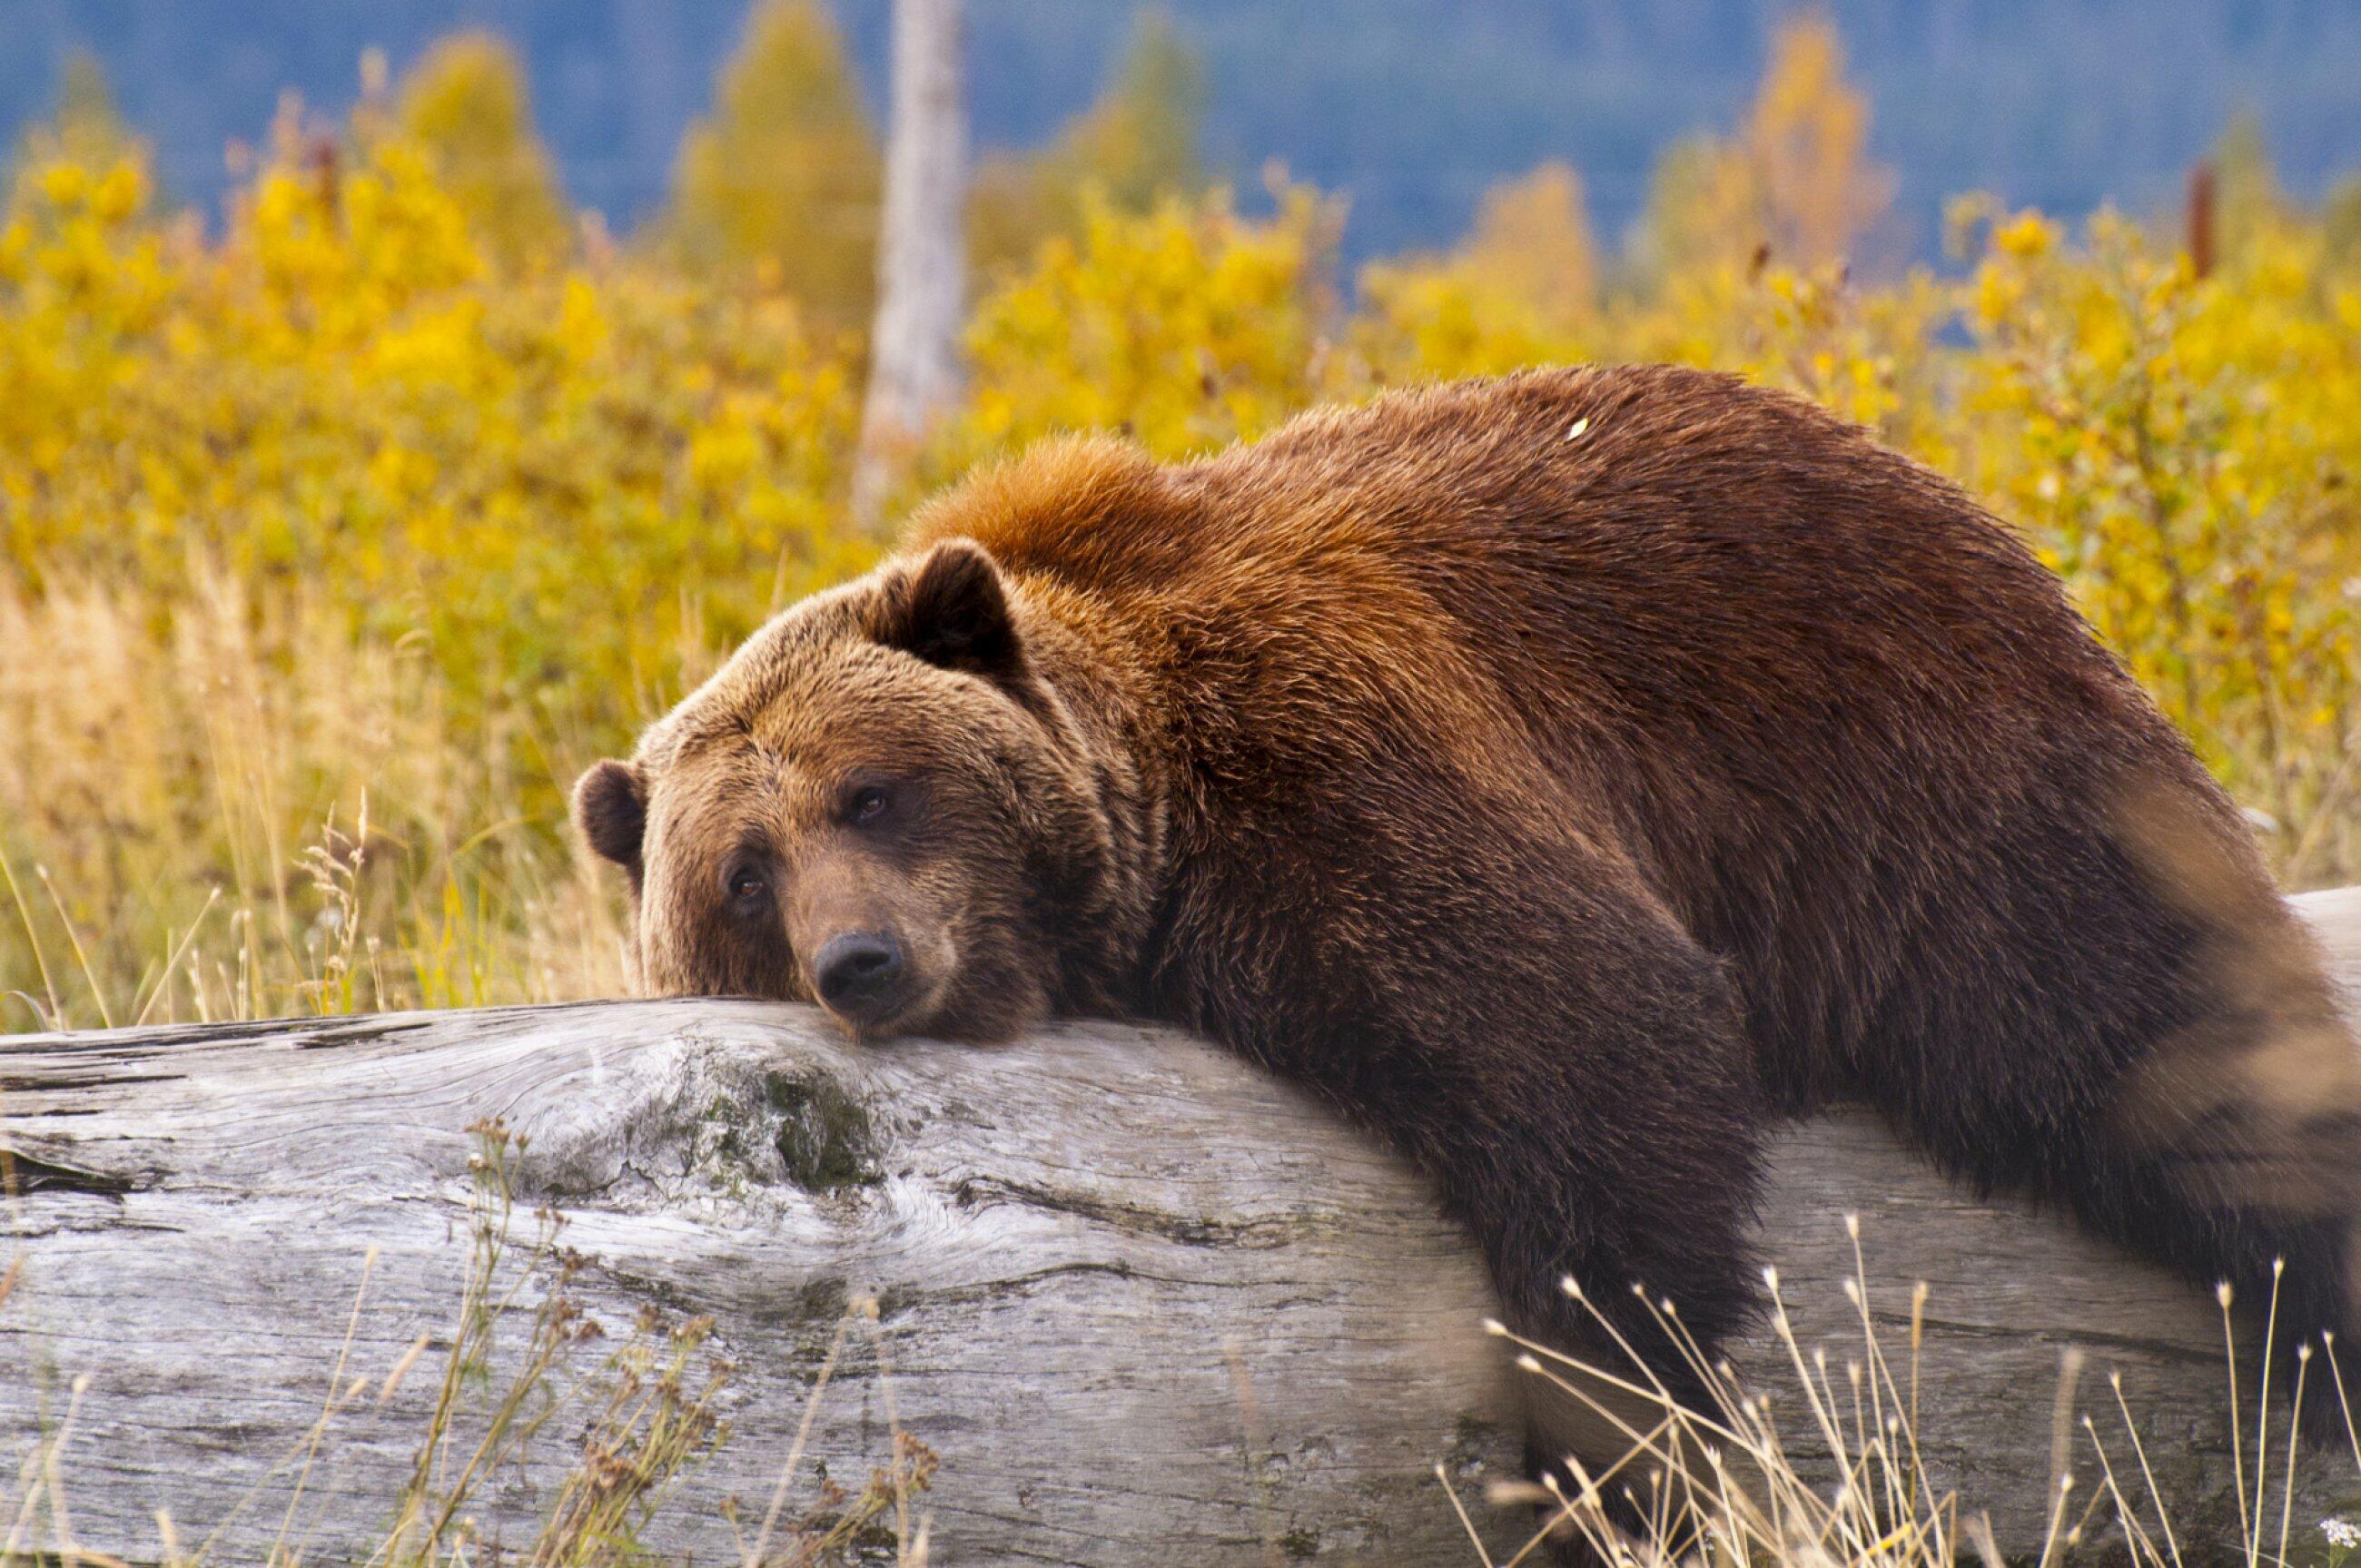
[3,889,2356,1565]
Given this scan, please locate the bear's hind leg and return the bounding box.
[1850,792,2360,1386]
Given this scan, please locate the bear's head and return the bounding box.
[574,538,1136,1042]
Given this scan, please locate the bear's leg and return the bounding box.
[1844,797,2359,1396]
[1174,819,1768,1427]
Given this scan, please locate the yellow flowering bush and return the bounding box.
[5,138,867,703]
[1950,202,2361,877]
[1351,260,1590,384]
[957,183,1339,461]
[0,128,870,1021]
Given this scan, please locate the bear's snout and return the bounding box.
[812,930,910,1025]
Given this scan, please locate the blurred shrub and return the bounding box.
[1628,14,1895,284]
[658,0,880,325]
[969,10,1206,282]
[959,182,1339,461]
[1352,163,1598,382]
[393,32,573,272]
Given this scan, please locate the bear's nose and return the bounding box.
[812,931,907,1021]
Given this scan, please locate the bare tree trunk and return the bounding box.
[853,0,967,531]
[2,889,2356,1565]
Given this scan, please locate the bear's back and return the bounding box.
[940,366,2126,732]
[929,365,2271,1104]
[946,366,2178,820]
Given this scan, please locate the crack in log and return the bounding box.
[911,1260,1141,1311]
[0,1149,144,1198]
[1869,1308,2219,1365]
[0,1070,185,1094]
[6,1018,331,1051]
[951,1176,1312,1249]
[292,1019,440,1050]
[3,1013,437,1059]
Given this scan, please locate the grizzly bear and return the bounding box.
[576,364,2357,1417]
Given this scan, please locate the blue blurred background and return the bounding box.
[6,0,2358,263]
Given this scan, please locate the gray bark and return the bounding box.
[2,889,2356,1566]
[854,0,966,529]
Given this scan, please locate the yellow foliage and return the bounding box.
[1949,201,2361,877]
[1455,163,1598,331]
[394,31,573,272]
[1634,12,1895,280]
[1745,13,1894,269]
[1351,163,1599,383]
[0,128,869,1021]
[1352,260,1587,384]
[14,53,147,203]
[960,183,1338,460]
[2,37,2356,1026]
[660,0,880,323]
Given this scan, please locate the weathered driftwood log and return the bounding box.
[3,890,2357,1566]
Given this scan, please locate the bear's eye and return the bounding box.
[722,860,769,912]
[847,785,892,824]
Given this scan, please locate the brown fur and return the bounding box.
[578,365,2360,1415]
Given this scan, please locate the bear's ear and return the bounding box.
[869,538,1025,681]
[574,759,647,877]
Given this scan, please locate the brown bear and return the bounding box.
[576,364,2358,1415]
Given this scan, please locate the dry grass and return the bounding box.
[0,572,635,1032]
[1446,1220,2361,1568]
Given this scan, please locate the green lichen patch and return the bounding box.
[766,1071,884,1192]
